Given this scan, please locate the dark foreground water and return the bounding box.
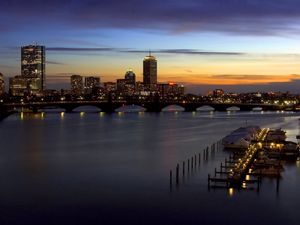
[0,110,300,225]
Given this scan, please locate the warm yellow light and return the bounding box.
[20,112,24,120]
[228,188,234,197]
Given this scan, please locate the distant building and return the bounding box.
[21,44,45,92]
[9,75,27,96]
[71,75,84,96]
[104,82,116,93]
[158,83,185,97]
[213,89,225,97]
[116,79,127,93]
[0,73,4,96]
[143,53,157,89]
[84,76,100,94]
[124,69,136,85]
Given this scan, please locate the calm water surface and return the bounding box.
[0,110,300,225]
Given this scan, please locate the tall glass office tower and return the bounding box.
[21,45,45,92]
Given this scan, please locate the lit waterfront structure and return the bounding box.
[125,69,136,85]
[143,53,157,89]
[0,73,4,96]
[9,75,27,96]
[71,75,84,96]
[84,76,100,94]
[21,44,45,92]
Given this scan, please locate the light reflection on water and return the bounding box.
[0,110,300,225]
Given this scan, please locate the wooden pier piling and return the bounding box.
[176,164,179,184]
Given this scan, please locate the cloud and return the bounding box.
[46,47,243,56]
[160,74,300,85]
[2,0,300,36]
[47,47,116,52]
[46,61,67,65]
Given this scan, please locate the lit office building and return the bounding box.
[116,79,127,93]
[71,75,84,96]
[158,83,185,97]
[21,44,45,92]
[0,73,4,96]
[143,53,157,89]
[104,82,116,93]
[9,75,27,97]
[84,76,100,94]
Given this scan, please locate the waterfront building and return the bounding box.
[9,75,27,96]
[21,44,45,92]
[71,75,84,96]
[0,73,4,96]
[143,53,157,89]
[84,76,100,94]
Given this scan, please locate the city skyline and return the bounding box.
[2,1,300,93]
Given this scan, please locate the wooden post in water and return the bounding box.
[276,170,280,193]
[170,170,172,187]
[198,153,201,165]
[183,161,185,176]
[206,147,209,160]
[191,157,194,169]
[176,164,179,185]
[194,155,197,167]
[188,159,190,172]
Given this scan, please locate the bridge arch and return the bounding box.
[162,104,185,112]
[197,105,215,112]
[252,107,263,112]
[115,104,146,112]
[227,106,241,111]
[72,105,102,112]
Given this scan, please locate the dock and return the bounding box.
[208,128,272,190]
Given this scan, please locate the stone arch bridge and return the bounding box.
[1,101,289,114]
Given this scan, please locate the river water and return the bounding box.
[0,109,299,225]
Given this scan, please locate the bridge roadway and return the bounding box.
[1,100,287,113]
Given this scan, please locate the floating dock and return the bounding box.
[208,127,296,190]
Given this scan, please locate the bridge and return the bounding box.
[0,100,289,115]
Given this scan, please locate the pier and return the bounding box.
[208,128,269,189]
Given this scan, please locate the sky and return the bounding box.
[1,0,300,94]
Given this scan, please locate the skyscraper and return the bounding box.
[21,44,45,92]
[143,53,157,88]
[71,75,84,96]
[125,69,136,85]
[0,73,5,96]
